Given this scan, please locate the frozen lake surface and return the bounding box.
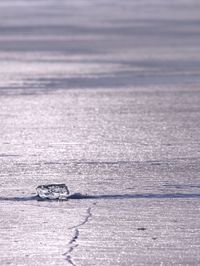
[0,0,200,265]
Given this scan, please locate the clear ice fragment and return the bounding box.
[36,184,70,200]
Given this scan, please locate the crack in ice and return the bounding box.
[63,229,79,266]
[68,206,92,230]
[63,204,96,265]
[69,228,79,245]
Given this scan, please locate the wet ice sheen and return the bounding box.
[36,184,70,200]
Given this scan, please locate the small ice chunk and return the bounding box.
[36,184,70,200]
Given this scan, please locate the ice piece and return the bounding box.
[36,184,70,200]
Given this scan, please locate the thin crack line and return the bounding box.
[63,229,79,266]
[63,244,78,257]
[65,254,77,266]
[69,228,79,245]
[63,203,96,265]
[68,206,92,230]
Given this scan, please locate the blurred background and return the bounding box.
[1,0,200,92]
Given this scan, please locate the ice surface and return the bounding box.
[1,0,200,265]
[36,184,70,200]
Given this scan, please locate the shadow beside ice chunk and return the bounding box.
[36,184,70,200]
[0,192,200,202]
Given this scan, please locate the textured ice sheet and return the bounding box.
[0,88,200,266]
[0,0,200,265]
